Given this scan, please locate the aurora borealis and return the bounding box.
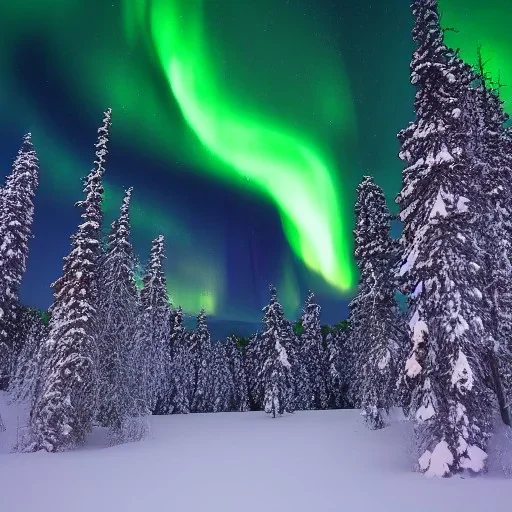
[0,0,510,325]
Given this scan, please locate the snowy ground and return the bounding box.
[1,392,512,512]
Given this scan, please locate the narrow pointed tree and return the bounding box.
[31,109,112,452]
[96,188,141,441]
[325,326,348,409]
[348,177,403,429]
[397,1,493,476]
[260,286,295,417]
[135,235,171,415]
[245,332,264,410]
[0,134,39,390]
[211,341,234,412]
[165,306,192,414]
[189,309,213,413]
[300,292,329,410]
[10,307,48,406]
[225,335,250,412]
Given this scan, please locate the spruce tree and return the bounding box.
[31,109,112,452]
[189,309,213,413]
[225,335,250,412]
[260,286,295,418]
[0,134,39,390]
[211,341,234,412]
[300,291,329,410]
[326,326,348,409]
[466,57,512,427]
[10,307,48,406]
[135,235,171,415]
[397,1,492,475]
[245,332,264,410]
[96,188,141,441]
[349,177,403,429]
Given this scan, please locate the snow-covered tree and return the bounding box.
[348,177,403,429]
[300,292,328,410]
[10,307,48,406]
[465,55,512,427]
[96,188,142,441]
[225,335,250,412]
[396,1,493,476]
[31,109,112,452]
[0,134,39,390]
[325,326,348,409]
[245,332,264,410]
[189,309,213,413]
[158,306,192,415]
[211,341,234,413]
[135,235,171,415]
[260,286,295,418]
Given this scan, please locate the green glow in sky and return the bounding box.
[123,0,356,292]
[439,0,512,110]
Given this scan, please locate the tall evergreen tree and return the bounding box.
[325,326,347,409]
[225,335,250,412]
[397,1,493,476]
[300,291,328,410]
[96,188,141,441]
[10,307,48,406]
[189,309,213,413]
[136,235,171,415]
[466,56,512,427]
[245,332,264,410]
[211,341,234,413]
[31,109,112,452]
[348,177,403,429]
[0,134,39,390]
[260,286,295,418]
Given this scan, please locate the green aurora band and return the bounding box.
[123,0,355,292]
[1,0,511,317]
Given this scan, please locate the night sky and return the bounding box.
[0,0,509,327]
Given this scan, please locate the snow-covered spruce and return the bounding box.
[325,325,349,409]
[96,188,144,443]
[259,286,295,418]
[160,306,192,415]
[211,341,234,413]
[299,292,328,410]
[397,1,493,476]
[9,307,48,407]
[0,134,39,391]
[189,309,214,413]
[31,109,112,452]
[135,235,171,416]
[348,176,403,429]
[225,335,250,412]
[465,55,512,427]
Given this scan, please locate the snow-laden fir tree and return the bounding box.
[10,307,48,406]
[348,177,403,429]
[396,1,493,476]
[292,327,312,411]
[300,292,328,410]
[189,309,213,413]
[211,341,234,413]
[260,286,295,418]
[225,335,250,412]
[325,326,348,409]
[464,56,512,427]
[0,134,39,390]
[245,332,263,410]
[165,306,192,414]
[135,235,171,415]
[96,188,142,442]
[31,109,112,452]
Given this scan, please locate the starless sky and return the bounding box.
[0,0,509,324]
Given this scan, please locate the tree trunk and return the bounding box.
[490,354,512,427]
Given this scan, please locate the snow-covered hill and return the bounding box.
[1,392,511,512]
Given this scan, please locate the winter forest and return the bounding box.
[2,0,512,482]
